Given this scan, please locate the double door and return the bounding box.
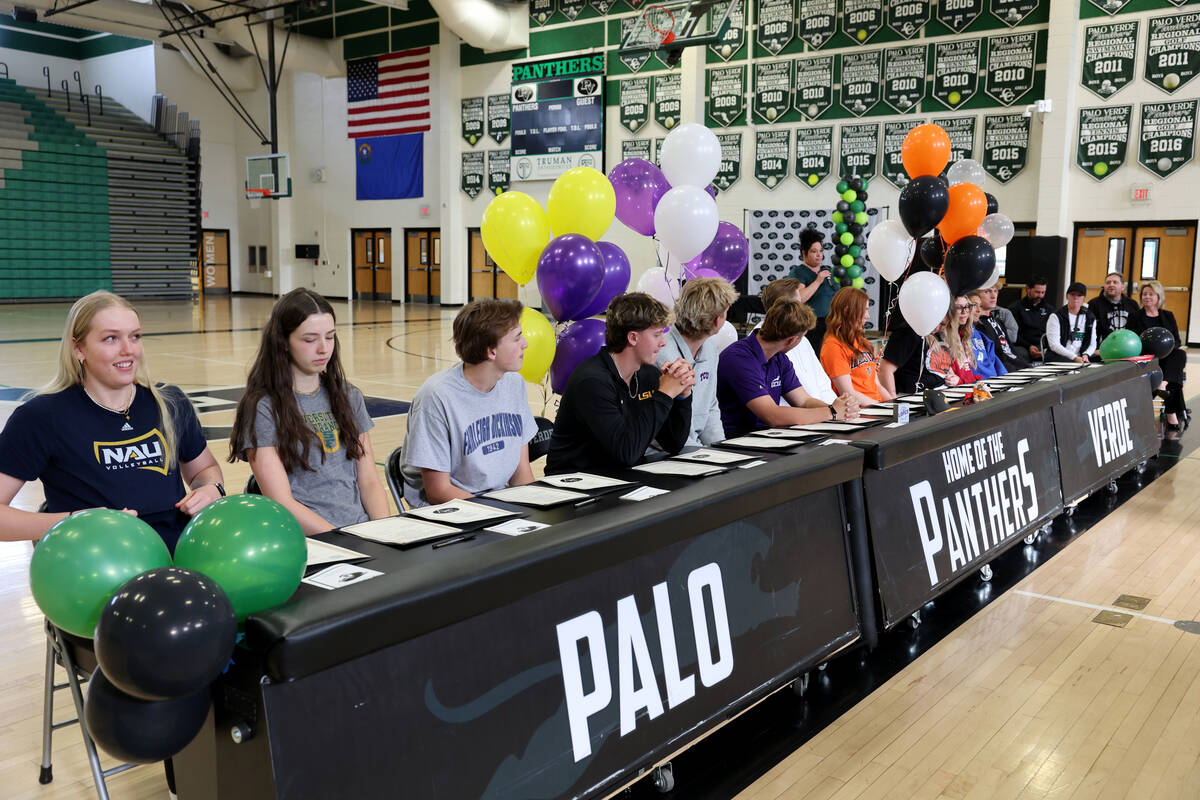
[353,229,392,301]
[468,228,518,300]
[405,229,441,303]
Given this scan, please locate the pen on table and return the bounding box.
[574,497,600,508]
[432,534,476,549]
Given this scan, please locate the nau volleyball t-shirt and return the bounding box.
[0,384,206,548]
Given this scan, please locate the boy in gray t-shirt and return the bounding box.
[401,300,537,507]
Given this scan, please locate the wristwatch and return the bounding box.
[200,481,226,496]
[827,403,839,421]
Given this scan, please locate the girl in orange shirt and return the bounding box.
[820,287,893,405]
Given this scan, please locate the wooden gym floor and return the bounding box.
[0,296,1197,800]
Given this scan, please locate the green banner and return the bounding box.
[982,113,1030,183]
[654,137,667,166]
[1145,12,1200,94]
[589,0,615,13]
[620,78,651,133]
[937,0,982,33]
[757,0,796,55]
[1086,0,1131,15]
[839,123,879,180]
[653,73,681,130]
[707,65,746,127]
[487,150,510,196]
[461,151,485,198]
[884,45,928,113]
[882,118,924,187]
[487,95,510,144]
[1076,105,1131,181]
[844,0,884,44]
[840,50,882,116]
[530,0,554,26]
[799,0,838,48]
[618,18,651,73]
[461,97,484,146]
[622,139,652,161]
[1082,21,1138,99]
[985,32,1037,106]
[714,133,743,190]
[755,129,791,189]
[933,39,981,109]
[1138,99,1197,178]
[754,60,792,123]
[889,0,930,39]
[931,116,976,163]
[710,0,746,60]
[795,126,835,186]
[991,0,1039,28]
[559,0,586,21]
[794,54,834,119]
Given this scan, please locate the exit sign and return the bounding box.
[1130,186,1151,202]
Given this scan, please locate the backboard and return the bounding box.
[619,0,740,58]
[245,153,292,199]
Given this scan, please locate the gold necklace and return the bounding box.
[84,383,135,420]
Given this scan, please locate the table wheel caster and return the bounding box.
[651,762,674,793]
[1063,504,1077,518]
[909,610,922,629]
[792,671,811,697]
[1107,480,1118,494]
[1023,534,1036,545]
[230,721,255,744]
[980,564,993,582]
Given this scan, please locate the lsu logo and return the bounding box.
[94,429,169,475]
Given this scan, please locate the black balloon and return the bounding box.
[985,193,999,215]
[944,235,996,295]
[898,176,950,239]
[94,567,236,701]
[854,256,866,267]
[836,200,850,212]
[857,191,868,203]
[849,178,863,191]
[937,174,950,187]
[919,235,945,269]
[834,245,848,256]
[84,668,211,764]
[1140,326,1175,360]
[833,265,847,279]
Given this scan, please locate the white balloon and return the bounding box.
[653,186,719,263]
[899,272,951,337]
[978,213,1014,248]
[659,123,721,188]
[636,266,681,306]
[866,219,915,283]
[709,320,738,354]
[983,262,1001,292]
[946,158,987,187]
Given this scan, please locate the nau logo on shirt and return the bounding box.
[94,429,170,475]
[464,412,525,456]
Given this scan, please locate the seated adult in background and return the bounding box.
[788,229,837,349]
[942,297,981,383]
[656,277,740,447]
[820,287,893,405]
[548,293,694,473]
[976,282,1029,371]
[881,316,958,395]
[400,299,537,507]
[1089,272,1139,341]
[760,277,837,404]
[966,291,1009,379]
[1008,276,1053,362]
[717,300,857,437]
[1128,280,1188,431]
[1044,282,1099,363]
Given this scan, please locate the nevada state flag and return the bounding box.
[355,134,423,200]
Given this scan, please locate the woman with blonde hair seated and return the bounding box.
[1128,280,1189,431]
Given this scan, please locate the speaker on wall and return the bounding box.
[1004,236,1065,300]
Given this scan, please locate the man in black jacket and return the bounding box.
[1089,272,1139,341]
[547,293,695,474]
[1008,276,1053,362]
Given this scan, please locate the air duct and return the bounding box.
[424,0,528,52]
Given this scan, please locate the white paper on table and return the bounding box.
[483,485,589,507]
[631,460,728,477]
[484,519,551,536]
[302,562,383,590]
[894,394,927,403]
[620,486,671,501]
[858,408,895,417]
[719,435,805,450]
[305,538,371,567]
[741,427,823,439]
[738,460,768,469]
[672,448,755,464]
[791,422,868,433]
[819,438,854,445]
[405,499,518,525]
[341,516,461,546]
[537,472,633,491]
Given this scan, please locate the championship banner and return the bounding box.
[1086,0,1131,16]
[530,0,554,26]
[795,126,835,187]
[799,0,837,48]
[843,0,884,45]
[936,0,982,33]
[883,45,928,113]
[706,65,746,128]
[985,32,1037,106]
[888,0,929,39]
[510,55,605,182]
[654,137,667,166]
[839,123,879,180]
[653,73,682,130]
[462,97,484,146]
[755,129,790,188]
[620,78,650,134]
[753,61,792,123]
[622,139,652,161]
[982,113,1030,184]
[487,150,510,196]
[1076,105,1132,181]
[882,119,924,187]
[793,54,835,119]
[756,0,796,55]
[461,151,484,198]
[1082,21,1138,99]
[559,0,586,21]
[714,133,743,190]
[931,116,976,164]
[991,0,1038,28]
[1145,12,1200,94]
[619,18,652,72]
[709,0,746,60]
[487,95,511,144]
[839,50,882,116]
[862,409,1063,627]
[933,39,981,110]
[589,0,615,13]
[1138,99,1197,179]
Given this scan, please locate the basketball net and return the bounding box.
[643,4,676,47]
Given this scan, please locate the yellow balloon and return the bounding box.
[518,306,555,384]
[481,192,549,285]
[546,166,616,241]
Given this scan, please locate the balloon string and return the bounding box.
[881,237,919,344]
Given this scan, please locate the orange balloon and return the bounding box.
[939,183,988,245]
[901,124,952,179]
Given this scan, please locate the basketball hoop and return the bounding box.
[643,4,677,47]
[246,187,273,199]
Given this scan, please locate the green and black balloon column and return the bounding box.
[830,173,870,287]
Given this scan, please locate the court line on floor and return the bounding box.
[0,316,447,345]
[1013,589,1179,626]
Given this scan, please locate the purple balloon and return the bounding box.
[705,183,718,199]
[686,221,749,283]
[536,234,605,322]
[550,318,606,395]
[574,242,631,320]
[609,158,669,236]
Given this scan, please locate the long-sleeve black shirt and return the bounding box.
[1007,297,1054,349]
[1089,294,1140,340]
[547,350,692,475]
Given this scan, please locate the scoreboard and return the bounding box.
[510,55,605,182]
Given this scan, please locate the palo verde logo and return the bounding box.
[93,429,170,475]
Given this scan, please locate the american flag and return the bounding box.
[346,47,431,139]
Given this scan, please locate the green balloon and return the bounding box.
[842,189,857,203]
[840,254,855,267]
[840,232,854,246]
[850,200,865,213]
[835,222,848,234]
[1099,328,1142,361]
[852,277,866,289]
[30,509,171,638]
[860,178,870,190]
[836,180,849,193]
[832,211,844,223]
[846,265,863,279]
[854,211,869,225]
[173,495,306,620]
[848,245,862,257]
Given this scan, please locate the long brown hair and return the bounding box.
[228,289,364,473]
[825,287,873,356]
[943,295,974,369]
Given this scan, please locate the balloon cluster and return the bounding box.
[30,497,306,764]
[865,124,1016,336]
[829,173,870,291]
